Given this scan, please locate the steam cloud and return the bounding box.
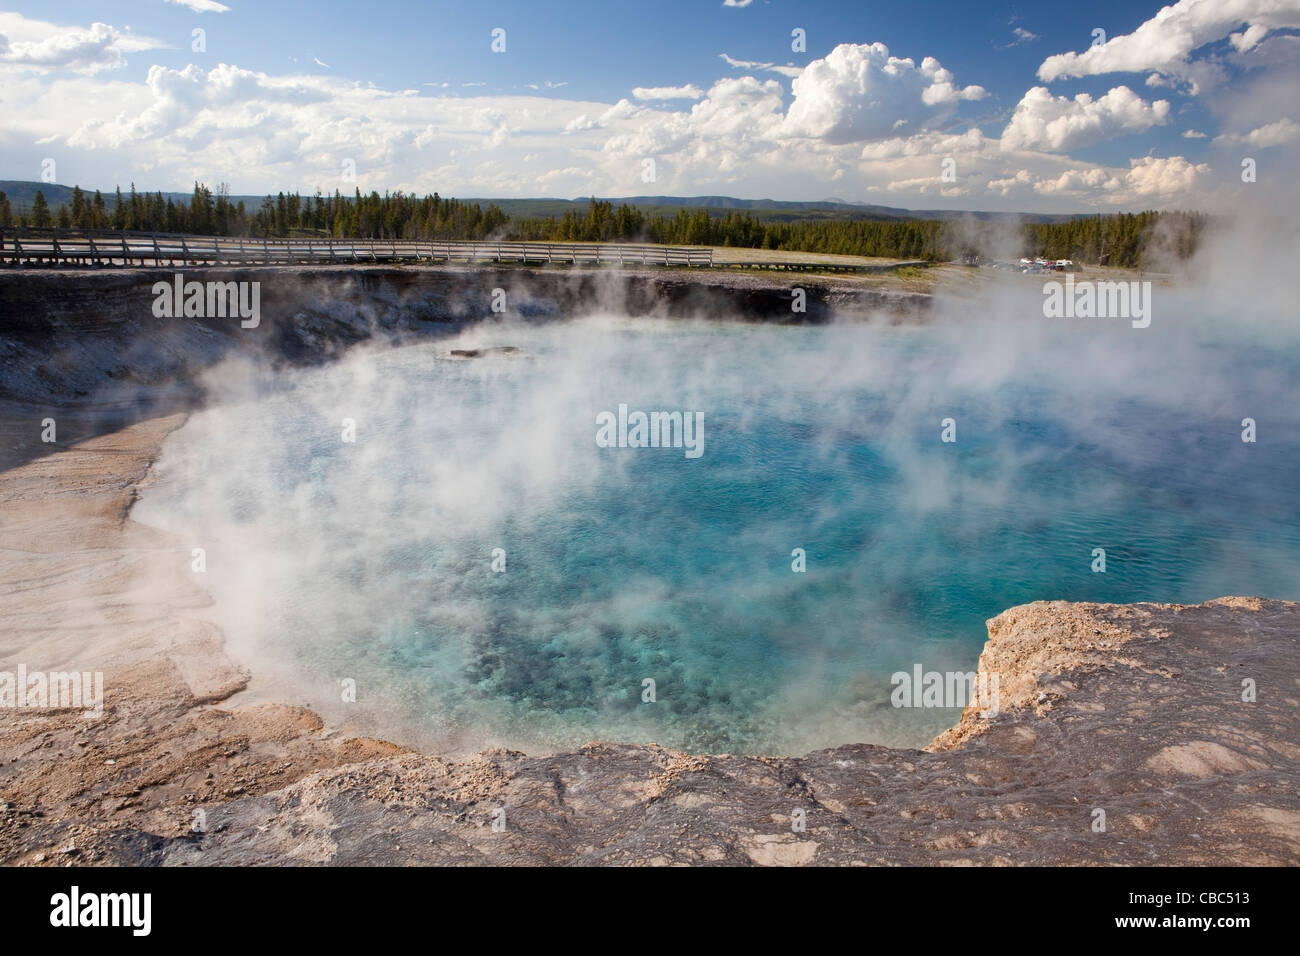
[132,214,1300,755]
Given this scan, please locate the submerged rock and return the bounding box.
[447,346,521,359]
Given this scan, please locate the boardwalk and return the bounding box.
[0,227,927,274]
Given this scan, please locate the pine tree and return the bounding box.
[31,190,52,228]
[70,186,88,229]
[127,184,141,231]
[92,190,108,229]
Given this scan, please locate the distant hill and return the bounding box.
[1,180,1083,225]
[465,195,1083,225]
[0,181,273,215]
[0,181,206,214]
[1,181,74,209]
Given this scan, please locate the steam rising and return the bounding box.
[133,219,1300,755]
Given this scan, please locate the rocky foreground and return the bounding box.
[0,414,1296,865]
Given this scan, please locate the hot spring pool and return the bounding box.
[134,309,1300,755]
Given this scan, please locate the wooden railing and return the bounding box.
[0,227,713,268]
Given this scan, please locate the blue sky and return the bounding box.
[1,0,1296,210]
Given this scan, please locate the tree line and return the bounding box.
[1021,210,1206,267]
[0,184,508,242]
[0,184,1206,268]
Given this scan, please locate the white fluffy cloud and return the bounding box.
[598,75,787,185]
[1002,85,1171,152]
[77,63,330,144]
[0,14,165,73]
[1037,0,1300,84]
[0,14,1282,212]
[987,168,1035,196]
[1119,154,1210,197]
[782,43,985,144]
[1026,155,1209,203]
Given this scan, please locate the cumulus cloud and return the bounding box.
[1002,85,1171,152]
[1028,154,1208,204]
[601,75,785,172]
[782,43,985,144]
[1036,0,1300,84]
[0,14,165,73]
[987,168,1035,196]
[1032,166,1115,195]
[99,62,330,141]
[632,84,704,100]
[1213,116,1300,146]
[0,14,1270,211]
[566,96,648,132]
[1120,154,1210,197]
[47,59,614,195]
[1229,22,1271,53]
[690,76,785,133]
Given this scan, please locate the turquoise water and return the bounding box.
[136,308,1300,755]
